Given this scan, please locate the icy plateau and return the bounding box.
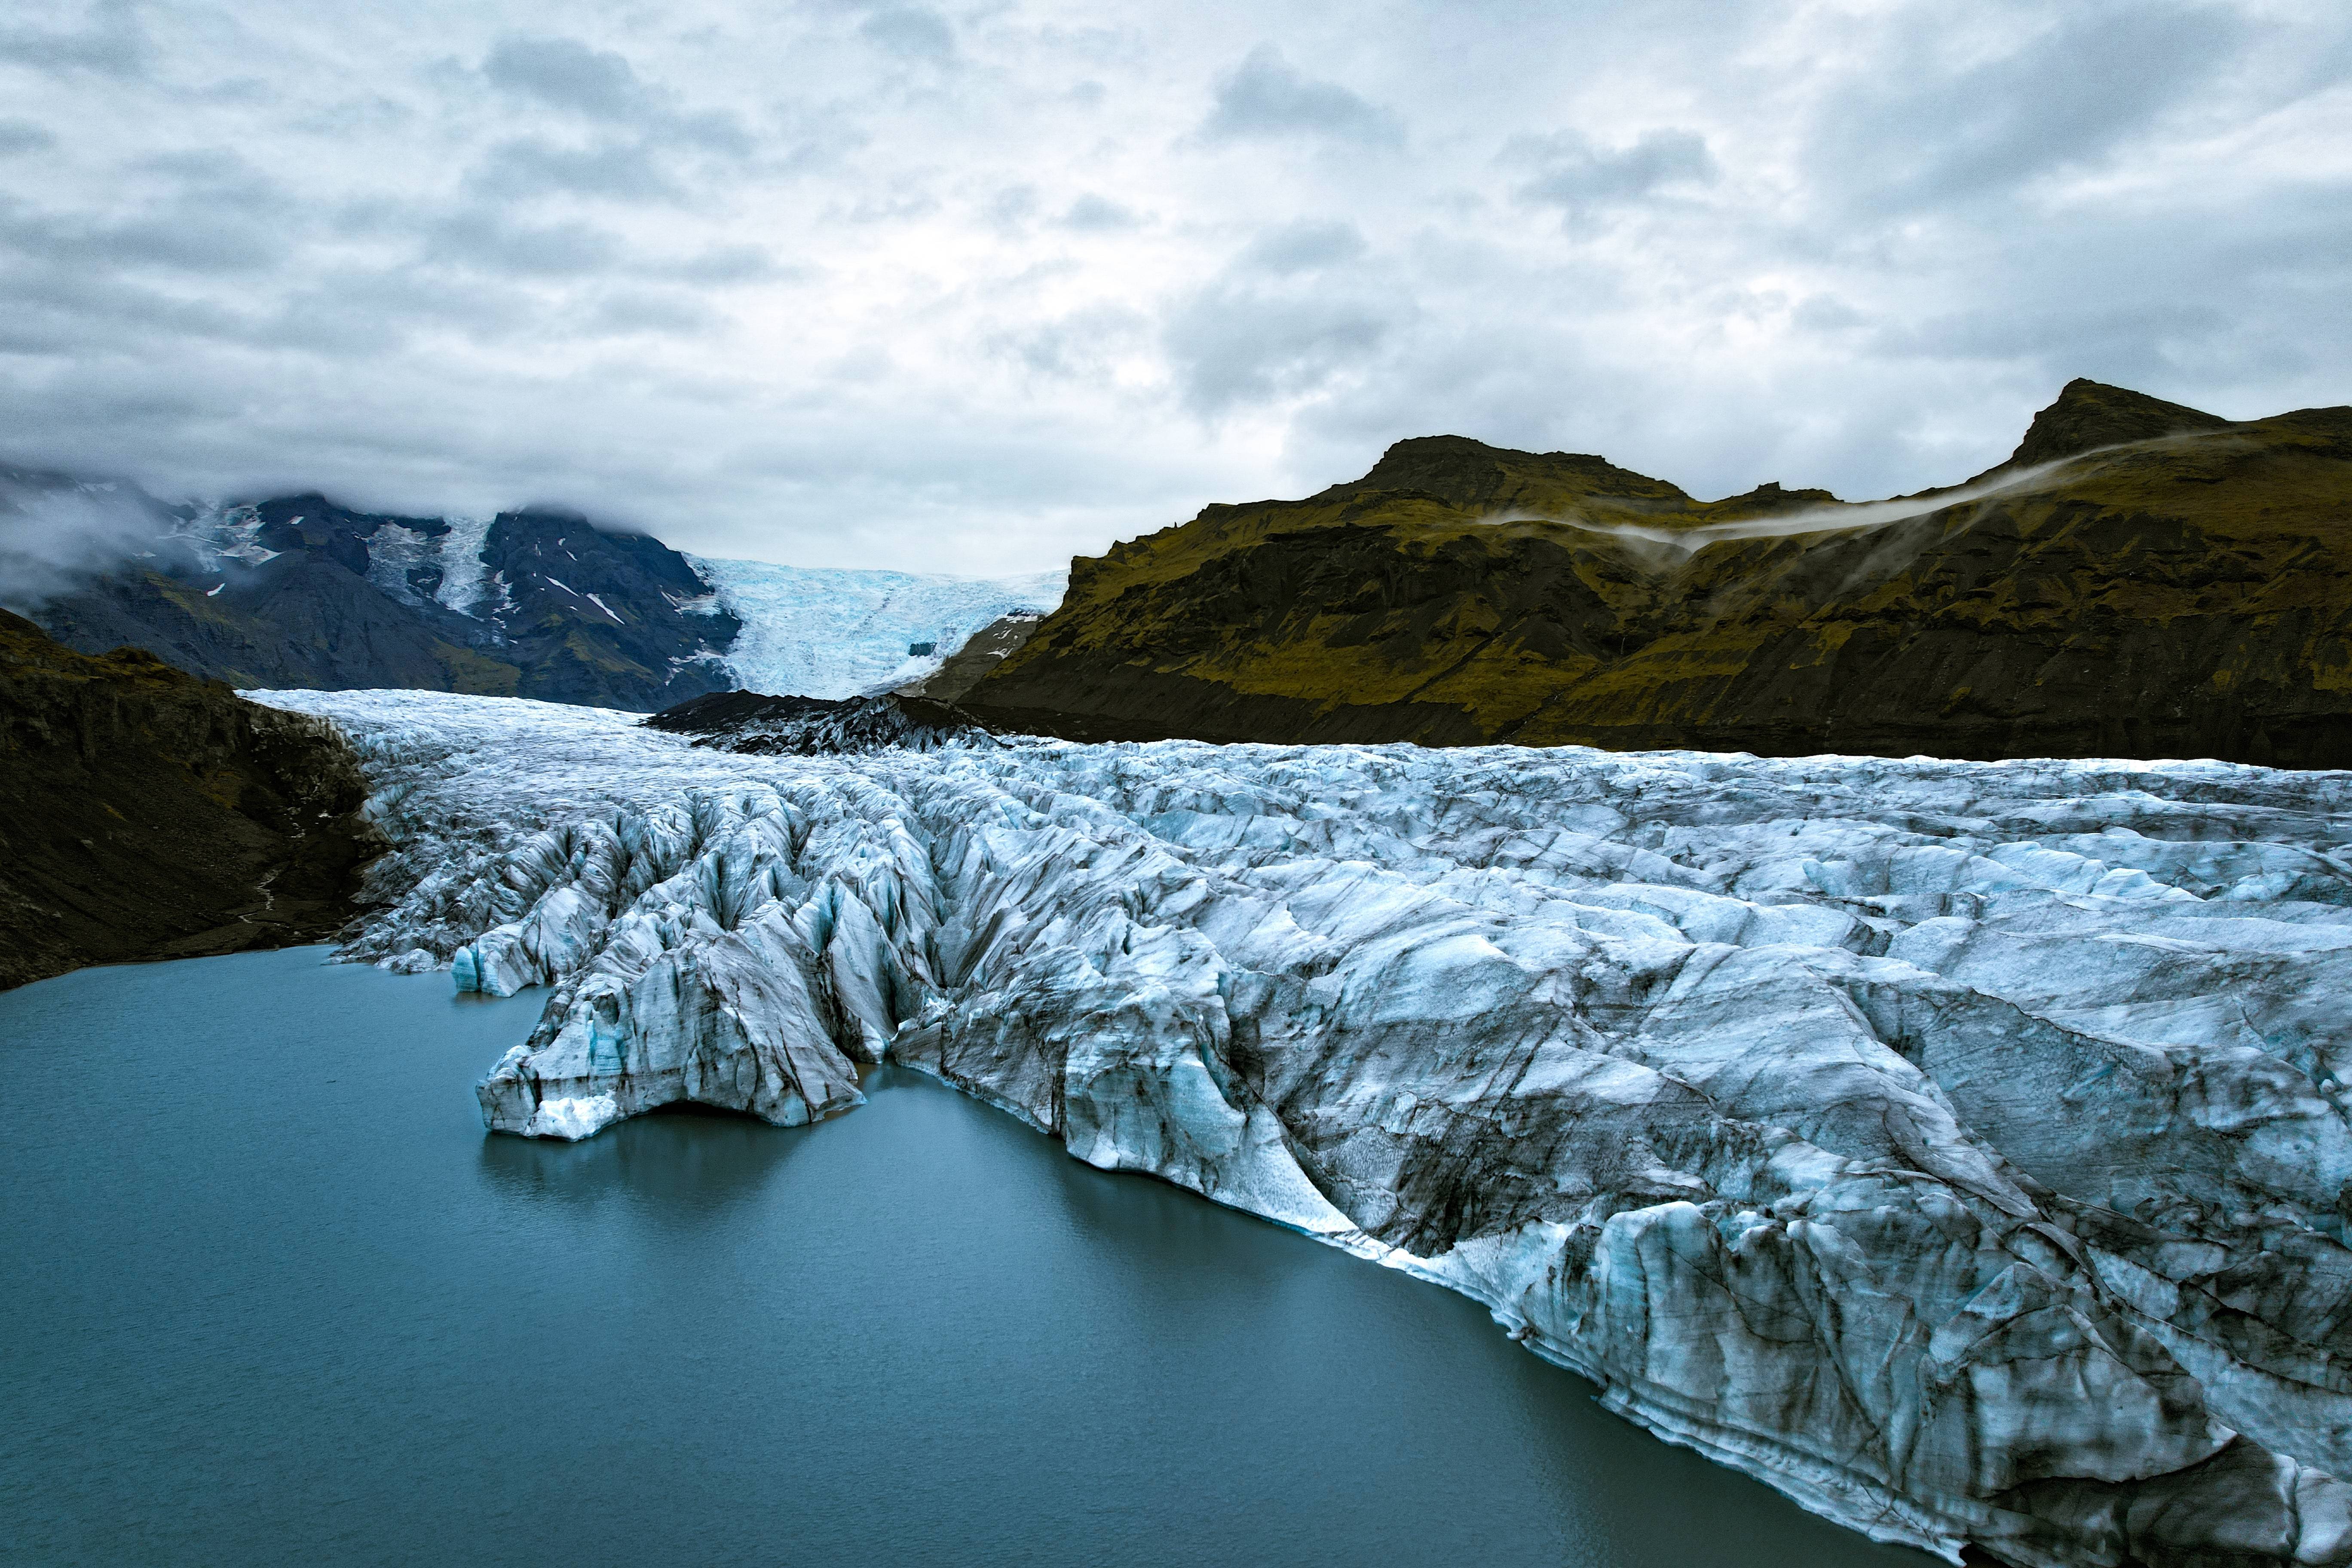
[257,687,2352,1568]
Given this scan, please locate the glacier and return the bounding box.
[252,686,2352,1568]
[688,555,1066,698]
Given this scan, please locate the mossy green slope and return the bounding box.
[966,381,2352,766]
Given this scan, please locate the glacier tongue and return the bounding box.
[252,686,2352,1568]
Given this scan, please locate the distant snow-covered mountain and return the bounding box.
[6,460,1067,708]
[691,555,1066,699]
[18,483,741,710]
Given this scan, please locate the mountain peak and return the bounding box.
[1330,434,1687,510]
[2005,378,2231,470]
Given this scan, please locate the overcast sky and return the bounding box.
[1,0,2346,573]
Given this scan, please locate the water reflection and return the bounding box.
[472,1099,812,1218]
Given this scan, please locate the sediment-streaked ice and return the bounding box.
[253,686,2352,1568]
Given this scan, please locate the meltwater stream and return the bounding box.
[1,949,1926,1566]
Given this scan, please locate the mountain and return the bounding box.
[963,380,2352,767]
[897,610,1047,701]
[0,609,380,989]
[13,481,744,710]
[3,465,1068,709]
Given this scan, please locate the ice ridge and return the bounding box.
[253,686,2352,1568]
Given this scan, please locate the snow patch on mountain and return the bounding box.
[171,504,279,571]
[690,555,1065,698]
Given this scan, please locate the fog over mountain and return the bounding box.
[0,1,2346,573]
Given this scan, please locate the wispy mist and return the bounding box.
[1479,455,2089,562]
[0,482,167,612]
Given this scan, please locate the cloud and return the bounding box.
[0,171,292,276]
[0,0,2343,576]
[860,7,955,64]
[0,475,168,610]
[480,34,753,153]
[0,119,56,155]
[586,287,723,336]
[1792,295,1865,333]
[1874,299,2238,390]
[662,244,784,285]
[990,304,1150,383]
[0,0,146,78]
[1200,46,1402,147]
[483,35,648,120]
[1239,219,1366,275]
[1807,4,2249,211]
[1166,282,1400,416]
[467,137,689,205]
[426,211,625,276]
[1058,193,1139,231]
[1505,128,1716,220]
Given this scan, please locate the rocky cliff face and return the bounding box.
[0,611,381,989]
[964,381,2352,766]
[16,479,742,711]
[269,685,2352,1568]
[898,610,1047,701]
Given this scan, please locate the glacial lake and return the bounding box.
[1,948,1926,1566]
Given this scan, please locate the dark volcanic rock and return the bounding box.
[646,689,992,755]
[897,611,1047,702]
[473,506,741,708]
[966,380,2352,767]
[0,609,383,989]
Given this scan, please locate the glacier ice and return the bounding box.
[251,686,2352,1568]
[689,555,1065,698]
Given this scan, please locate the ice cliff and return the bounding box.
[255,686,2352,1568]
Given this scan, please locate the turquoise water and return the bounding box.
[0,948,1925,1565]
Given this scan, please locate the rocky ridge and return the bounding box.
[898,610,1048,701]
[644,689,994,755]
[0,611,380,988]
[964,380,2352,766]
[264,684,2352,1568]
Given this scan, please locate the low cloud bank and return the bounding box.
[0,478,171,612]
